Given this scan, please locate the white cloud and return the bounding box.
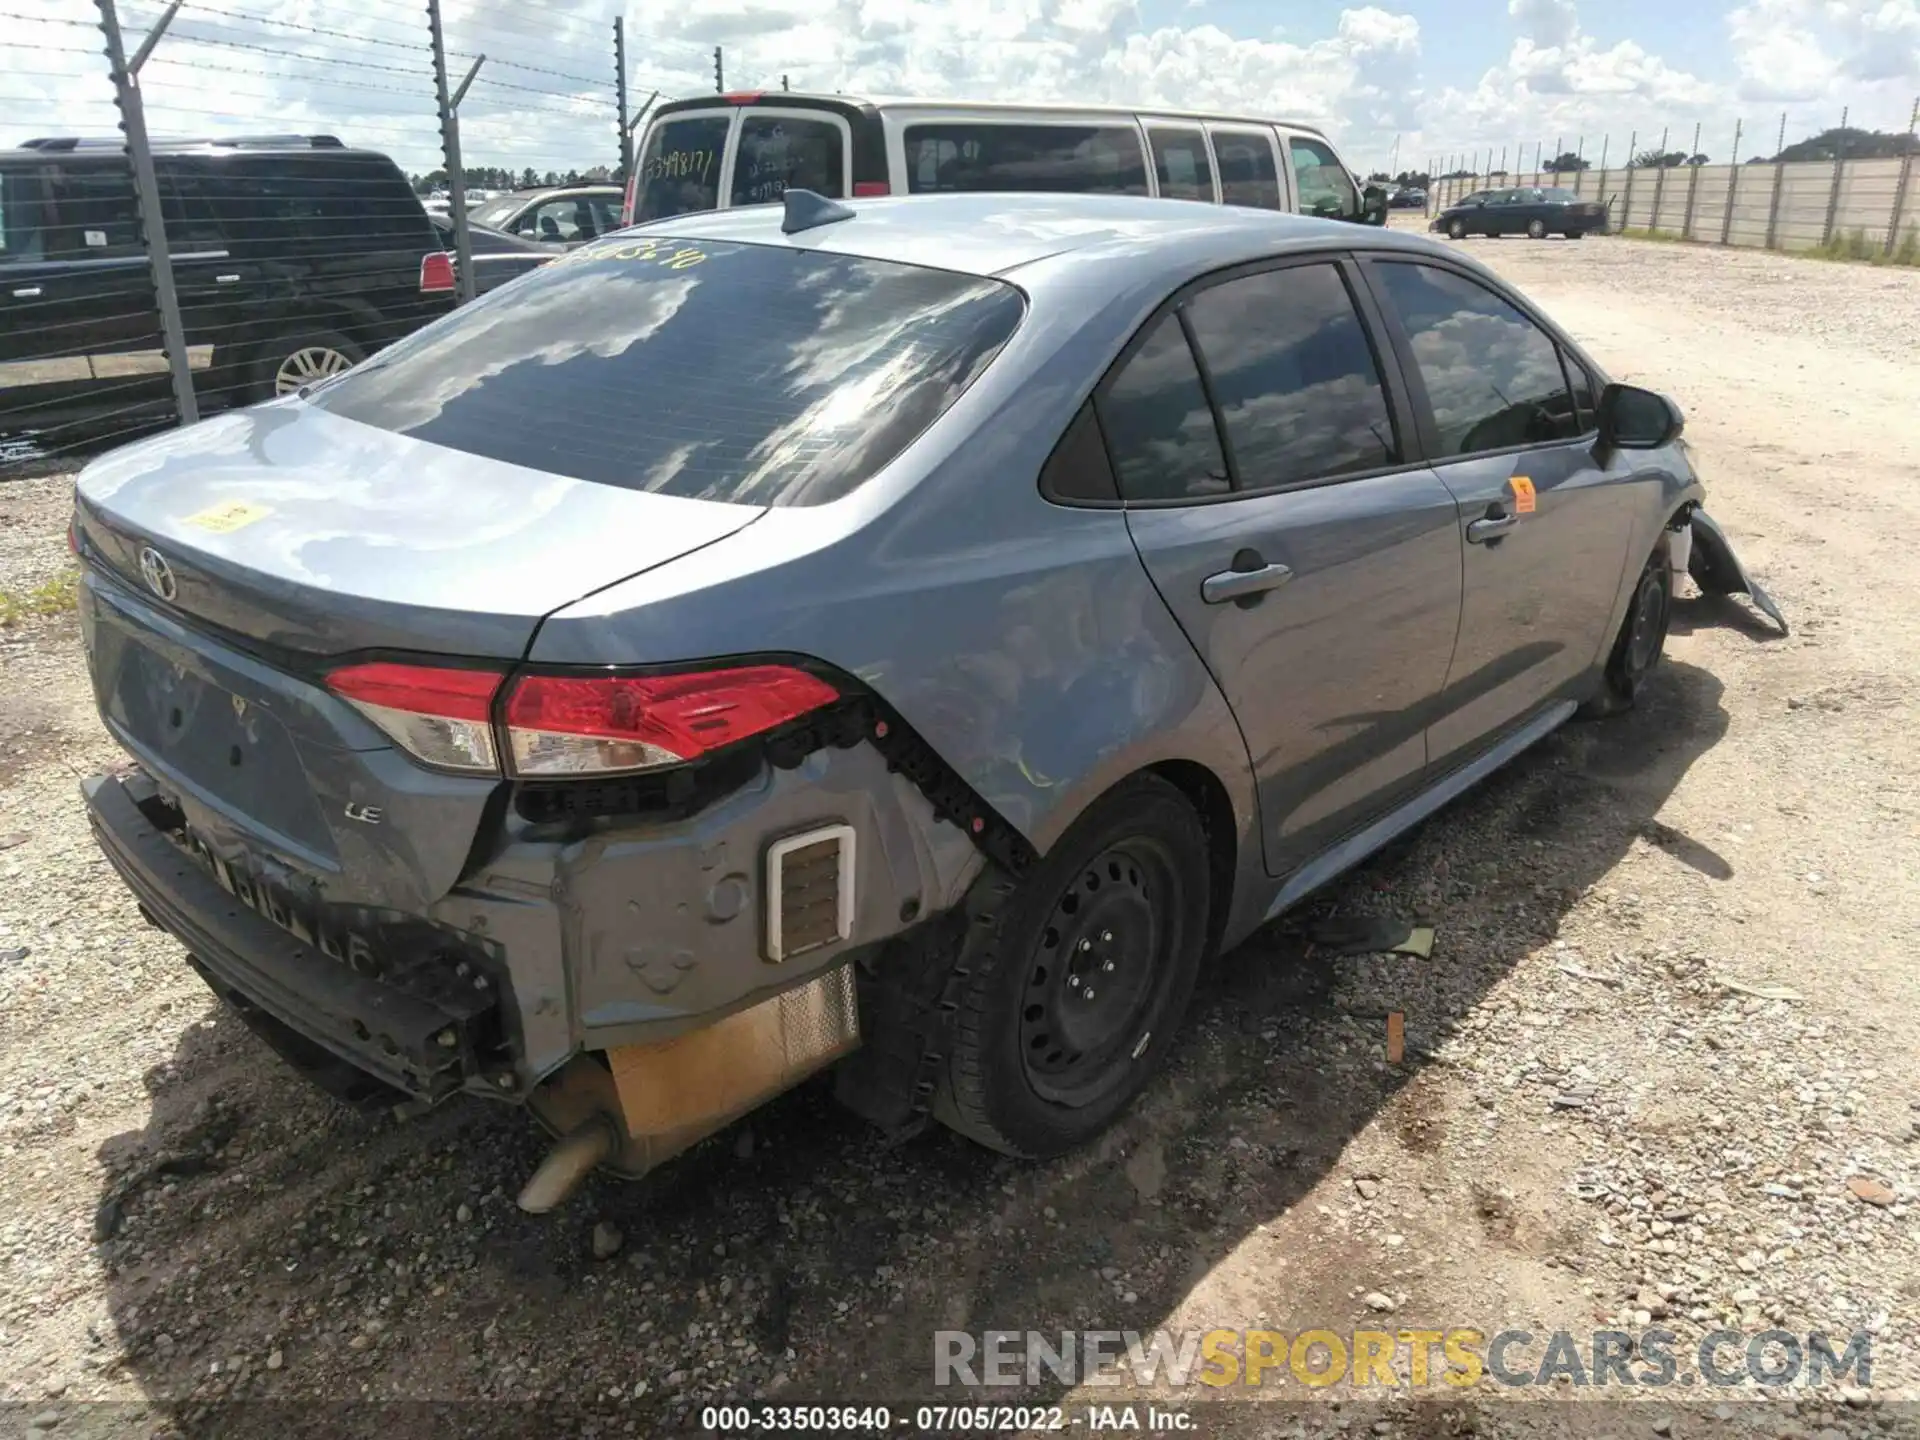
[2,0,1912,187]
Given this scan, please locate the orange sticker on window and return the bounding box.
[1510,476,1537,514]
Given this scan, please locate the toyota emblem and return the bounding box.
[138,546,177,602]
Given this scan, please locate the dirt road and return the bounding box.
[2,234,1917,1438]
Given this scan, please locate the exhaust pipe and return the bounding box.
[517,1116,616,1213]
[519,965,859,1210]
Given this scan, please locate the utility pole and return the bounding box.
[613,16,630,186]
[97,0,197,425]
[427,0,482,303]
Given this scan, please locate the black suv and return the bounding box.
[0,134,455,456]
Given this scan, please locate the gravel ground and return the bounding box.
[2,233,1918,1440]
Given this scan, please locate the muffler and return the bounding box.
[518,964,859,1211]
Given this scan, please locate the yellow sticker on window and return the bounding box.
[1510,476,1537,514]
[184,500,273,534]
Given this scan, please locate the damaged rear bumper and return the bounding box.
[84,769,491,1104]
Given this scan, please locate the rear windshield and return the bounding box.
[311,236,1025,507]
[904,123,1149,196]
[633,114,730,222]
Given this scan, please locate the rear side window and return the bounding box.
[1182,264,1398,487]
[201,156,430,251]
[312,237,1025,507]
[1095,313,1229,502]
[903,124,1149,196]
[634,115,728,222]
[43,163,142,259]
[732,115,845,206]
[0,167,48,262]
[1148,128,1213,202]
[1371,262,1579,454]
[1211,130,1281,210]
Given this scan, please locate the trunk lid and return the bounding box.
[75,402,764,912]
[74,401,763,659]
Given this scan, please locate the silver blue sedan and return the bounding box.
[69,189,1780,1208]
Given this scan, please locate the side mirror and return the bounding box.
[1360,184,1389,226]
[1597,382,1684,449]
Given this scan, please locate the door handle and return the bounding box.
[1466,512,1518,544]
[11,286,43,298]
[214,274,241,284]
[1202,561,1293,604]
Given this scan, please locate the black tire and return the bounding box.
[1579,538,1673,718]
[1565,229,1585,241]
[250,328,364,401]
[1447,218,1466,240]
[936,774,1211,1158]
[1527,218,1548,239]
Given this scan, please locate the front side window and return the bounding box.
[1182,263,1397,487]
[1372,262,1578,455]
[633,114,729,222]
[1288,137,1358,220]
[1095,313,1229,502]
[312,236,1024,507]
[731,115,845,206]
[1211,129,1281,210]
[903,124,1149,196]
[518,199,596,243]
[1148,127,1213,202]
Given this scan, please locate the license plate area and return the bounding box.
[97,617,338,863]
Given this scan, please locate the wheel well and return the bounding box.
[1146,759,1236,960]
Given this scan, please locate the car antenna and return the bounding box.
[781,188,857,235]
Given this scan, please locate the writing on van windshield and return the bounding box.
[572,236,709,269]
[644,148,716,183]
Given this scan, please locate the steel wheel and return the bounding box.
[1447,218,1466,240]
[275,345,355,394]
[1019,840,1176,1108]
[936,773,1211,1158]
[1580,541,1673,718]
[1527,218,1549,239]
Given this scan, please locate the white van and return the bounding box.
[621,94,1387,229]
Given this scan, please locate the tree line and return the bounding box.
[1433,124,1918,178]
[406,164,615,195]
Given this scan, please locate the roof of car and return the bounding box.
[626,191,1445,281]
[654,92,1331,138]
[497,185,622,202]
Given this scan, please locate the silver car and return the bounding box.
[71,190,1781,1210]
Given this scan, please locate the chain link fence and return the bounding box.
[1414,101,1920,262]
[0,1,728,475]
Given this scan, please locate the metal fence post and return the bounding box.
[1822,106,1848,245]
[1682,122,1702,238]
[1888,97,1919,255]
[1622,131,1637,229]
[426,0,480,304]
[97,0,197,427]
[1650,125,1670,228]
[1765,112,1787,250]
[1722,119,1742,245]
[713,45,723,93]
[613,16,630,186]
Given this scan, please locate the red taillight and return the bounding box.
[721,91,764,103]
[327,661,502,773]
[622,170,637,226]
[852,181,890,197]
[419,251,457,294]
[503,665,839,777]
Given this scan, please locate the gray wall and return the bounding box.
[1431,156,1920,253]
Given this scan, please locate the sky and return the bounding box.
[2,0,1915,180]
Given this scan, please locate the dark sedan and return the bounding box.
[1432,185,1608,240]
[429,214,560,294]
